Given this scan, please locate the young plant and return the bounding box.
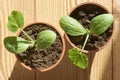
[4,11,56,54]
[59,14,114,69]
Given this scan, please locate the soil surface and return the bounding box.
[69,4,113,50]
[17,23,63,70]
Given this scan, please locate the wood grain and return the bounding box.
[113,0,120,80]
[0,0,35,80]
[113,20,120,80]
[0,0,120,80]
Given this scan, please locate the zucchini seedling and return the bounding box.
[59,14,114,69]
[4,11,56,54]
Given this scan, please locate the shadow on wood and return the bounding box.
[8,61,35,80]
[35,34,96,80]
[8,34,96,80]
[101,54,113,80]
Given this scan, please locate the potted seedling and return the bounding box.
[4,11,65,71]
[59,4,114,68]
[66,2,114,53]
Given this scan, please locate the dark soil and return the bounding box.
[17,23,63,70]
[69,4,113,50]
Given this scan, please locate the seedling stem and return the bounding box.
[21,30,34,41]
[82,34,89,50]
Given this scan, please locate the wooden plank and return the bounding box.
[76,0,88,4]
[0,0,35,80]
[35,0,76,31]
[0,0,114,80]
[89,43,112,80]
[113,20,120,80]
[113,0,120,80]
[87,0,113,80]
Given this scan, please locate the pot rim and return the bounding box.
[65,2,114,53]
[16,21,65,72]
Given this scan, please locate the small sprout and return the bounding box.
[4,11,56,54]
[60,14,114,69]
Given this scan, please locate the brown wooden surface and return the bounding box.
[0,0,119,80]
[113,0,120,80]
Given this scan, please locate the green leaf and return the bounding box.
[59,16,87,36]
[68,48,88,69]
[4,36,34,54]
[7,11,24,32]
[7,20,18,32]
[90,14,114,35]
[36,30,56,49]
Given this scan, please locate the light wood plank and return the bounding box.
[35,0,76,34]
[90,43,112,80]
[113,19,120,80]
[113,0,120,79]
[113,0,120,19]
[76,0,88,4]
[0,0,35,80]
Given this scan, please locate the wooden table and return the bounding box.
[0,0,120,80]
